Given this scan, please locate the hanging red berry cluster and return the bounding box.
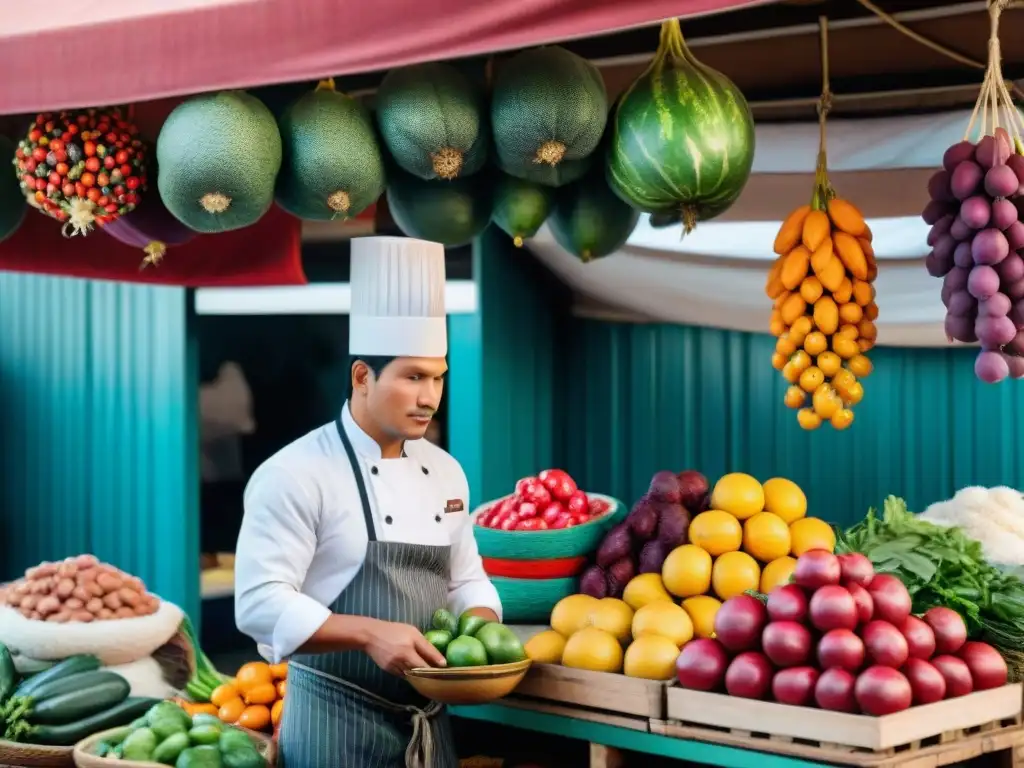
[13,108,148,236]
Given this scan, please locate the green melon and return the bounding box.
[491,47,608,178]
[275,81,385,221]
[548,166,640,263]
[492,174,554,247]
[375,62,488,181]
[0,136,27,242]
[386,170,492,247]
[606,19,755,233]
[498,154,592,189]
[157,91,282,233]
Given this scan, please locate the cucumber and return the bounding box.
[12,654,99,698]
[28,676,130,724]
[27,697,159,746]
[0,643,16,704]
[14,657,55,675]
[27,670,127,706]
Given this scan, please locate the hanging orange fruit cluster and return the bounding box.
[766,183,878,430]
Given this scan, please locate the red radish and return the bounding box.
[837,552,875,587]
[793,550,841,589]
[676,638,729,691]
[958,641,1009,690]
[538,469,577,501]
[815,668,858,712]
[766,584,808,623]
[817,629,865,672]
[923,606,968,654]
[867,574,912,626]
[846,582,874,624]
[809,585,858,632]
[762,621,812,667]
[724,651,773,699]
[901,615,936,660]
[931,654,974,697]
[854,666,913,715]
[772,667,819,706]
[902,658,947,705]
[862,620,910,668]
[714,594,768,652]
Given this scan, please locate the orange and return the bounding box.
[772,352,788,371]
[799,366,824,393]
[689,510,743,555]
[269,663,289,679]
[776,334,796,357]
[790,517,836,556]
[797,408,821,430]
[833,336,859,360]
[841,381,864,406]
[760,556,797,593]
[271,699,285,726]
[803,331,827,356]
[789,350,812,373]
[812,384,841,419]
[218,697,246,724]
[709,474,765,520]
[235,661,274,694]
[742,513,792,562]
[681,595,722,639]
[711,551,761,601]
[244,682,278,706]
[817,351,842,377]
[761,477,807,524]
[831,409,855,430]
[783,386,805,409]
[848,354,873,378]
[210,682,240,708]
[238,704,272,731]
[661,544,712,597]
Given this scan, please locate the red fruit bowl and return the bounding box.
[481,555,588,579]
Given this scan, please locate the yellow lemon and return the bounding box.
[588,598,634,645]
[631,601,694,647]
[524,630,567,664]
[709,474,764,520]
[623,635,682,681]
[688,510,743,556]
[760,556,797,593]
[661,544,712,597]
[789,517,836,556]
[550,594,597,637]
[621,573,673,612]
[681,595,722,639]
[762,477,808,524]
[711,551,761,601]
[561,627,623,673]
[742,512,792,563]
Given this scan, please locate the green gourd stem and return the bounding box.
[658,18,687,60]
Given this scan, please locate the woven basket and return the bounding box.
[73,726,276,767]
[0,739,74,767]
[492,576,578,623]
[471,493,625,559]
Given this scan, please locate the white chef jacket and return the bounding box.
[234,404,502,663]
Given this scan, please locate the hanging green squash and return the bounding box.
[375,62,488,181]
[498,154,592,190]
[158,91,282,233]
[548,166,639,263]
[275,79,385,221]
[0,136,27,242]
[491,47,607,183]
[386,169,492,247]
[607,18,755,233]
[492,174,554,247]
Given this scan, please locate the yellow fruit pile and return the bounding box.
[528,473,837,680]
[767,197,877,431]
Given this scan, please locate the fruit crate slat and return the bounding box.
[512,663,667,719]
[657,683,1023,763]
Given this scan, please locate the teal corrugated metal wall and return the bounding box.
[449,228,568,507]
[564,320,1024,529]
[0,274,200,622]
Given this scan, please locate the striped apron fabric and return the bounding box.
[279,417,458,768]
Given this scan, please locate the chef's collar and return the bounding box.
[341,401,406,461]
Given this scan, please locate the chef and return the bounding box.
[234,236,502,768]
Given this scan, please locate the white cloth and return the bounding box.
[349,237,448,358]
[234,403,500,663]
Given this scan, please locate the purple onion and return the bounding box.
[103,194,196,258]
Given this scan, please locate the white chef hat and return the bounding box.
[349,236,447,357]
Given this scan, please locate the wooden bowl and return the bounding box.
[405,660,531,705]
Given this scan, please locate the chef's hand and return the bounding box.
[363,619,447,676]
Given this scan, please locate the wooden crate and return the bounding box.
[652,683,1024,766]
[511,663,666,719]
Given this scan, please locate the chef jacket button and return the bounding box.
[421,466,429,475]
[435,514,442,523]
[385,515,393,525]
[370,466,379,475]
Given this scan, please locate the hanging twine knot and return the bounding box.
[817,90,833,121]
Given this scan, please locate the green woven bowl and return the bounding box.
[471,493,626,559]
[492,576,579,623]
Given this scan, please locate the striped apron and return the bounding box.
[279,417,459,768]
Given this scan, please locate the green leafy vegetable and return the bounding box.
[836,495,1024,680]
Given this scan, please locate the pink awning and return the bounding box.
[0,0,762,115]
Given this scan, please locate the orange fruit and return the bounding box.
[210,682,240,708]
[842,381,864,406]
[797,408,821,430]
[238,704,272,731]
[742,512,792,562]
[276,679,287,698]
[799,366,824,393]
[848,354,873,378]
[681,595,722,639]
[812,384,841,419]
[790,350,812,372]
[235,661,274,694]
[711,551,761,601]
[689,510,743,555]
[762,478,807,524]
[817,351,841,377]
[776,334,796,357]
[833,336,859,360]
[244,682,278,706]
[760,556,797,593]
[271,699,285,726]
[783,386,806,409]
[218,697,246,724]
[709,474,765,520]
[803,331,827,356]
[790,517,836,556]
[269,663,289,679]
[772,351,788,371]
[831,409,855,430]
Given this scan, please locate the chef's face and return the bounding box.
[361,356,447,440]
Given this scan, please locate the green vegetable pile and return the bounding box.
[95,701,267,767]
[836,495,1024,679]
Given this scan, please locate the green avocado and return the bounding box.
[457,611,488,638]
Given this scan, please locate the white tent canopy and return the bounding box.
[528,107,1003,347]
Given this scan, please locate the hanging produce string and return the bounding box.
[852,0,1024,101]
[811,16,834,212]
[961,0,1024,147]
